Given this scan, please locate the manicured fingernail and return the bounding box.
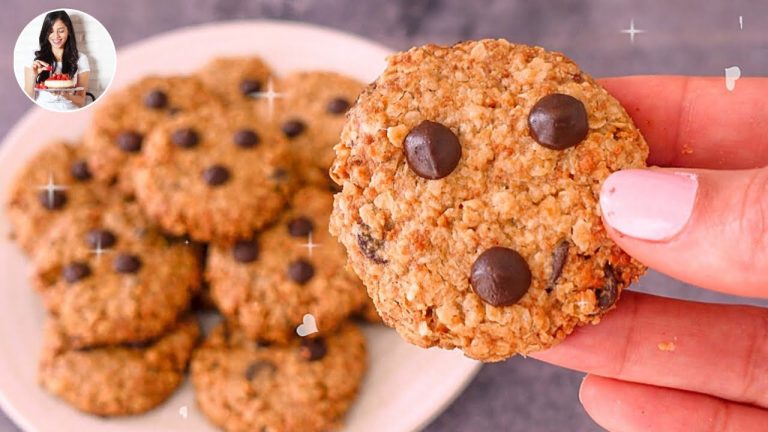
[600,169,698,241]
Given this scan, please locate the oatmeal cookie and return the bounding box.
[191,321,365,432]
[132,105,295,243]
[207,186,367,342]
[5,140,107,254]
[39,315,199,416]
[33,200,200,348]
[330,40,648,361]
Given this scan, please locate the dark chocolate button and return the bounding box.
[233,129,260,148]
[233,239,259,263]
[287,259,314,284]
[113,253,142,274]
[403,120,462,180]
[202,165,230,186]
[116,131,143,153]
[326,97,350,114]
[70,160,92,181]
[528,93,589,150]
[470,246,531,306]
[596,264,619,310]
[86,229,117,249]
[39,190,67,210]
[299,337,327,361]
[144,89,168,109]
[62,262,91,283]
[171,128,199,149]
[282,119,306,138]
[240,79,262,96]
[546,239,570,292]
[244,360,276,380]
[287,217,313,237]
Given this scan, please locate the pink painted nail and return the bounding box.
[600,169,698,241]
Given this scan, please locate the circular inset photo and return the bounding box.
[13,8,116,112]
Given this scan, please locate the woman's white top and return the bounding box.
[29,51,90,111]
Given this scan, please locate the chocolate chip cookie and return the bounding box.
[276,71,364,188]
[39,315,199,416]
[207,186,367,342]
[190,321,365,432]
[196,56,274,106]
[83,75,222,191]
[5,140,107,254]
[132,105,295,243]
[330,40,648,361]
[33,200,200,348]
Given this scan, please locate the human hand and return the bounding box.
[31,60,50,76]
[532,76,768,431]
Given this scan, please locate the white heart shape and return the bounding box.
[296,313,318,337]
[178,405,188,419]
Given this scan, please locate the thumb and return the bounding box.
[599,167,768,297]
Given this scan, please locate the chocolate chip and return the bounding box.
[244,360,276,380]
[326,97,350,114]
[113,254,142,274]
[116,131,143,153]
[233,240,259,263]
[240,79,262,96]
[470,247,532,306]
[70,160,92,181]
[287,217,313,237]
[287,259,314,284]
[62,262,91,283]
[356,225,387,264]
[528,93,589,150]
[233,129,260,148]
[202,165,230,186]
[299,337,327,361]
[171,128,199,149]
[596,264,619,310]
[255,340,272,348]
[282,119,306,138]
[39,190,67,210]
[403,120,462,180]
[124,339,154,349]
[271,168,288,181]
[546,240,570,292]
[144,89,168,109]
[86,229,116,249]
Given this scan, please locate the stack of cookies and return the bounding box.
[5,56,378,431]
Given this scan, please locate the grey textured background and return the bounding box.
[1,1,766,431]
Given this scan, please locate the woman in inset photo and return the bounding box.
[23,10,90,112]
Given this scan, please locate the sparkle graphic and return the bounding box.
[739,15,743,30]
[36,173,68,205]
[299,232,320,258]
[89,237,111,261]
[250,78,284,119]
[179,405,188,419]
[620,19,645,43]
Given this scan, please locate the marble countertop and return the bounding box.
[1,0,766,430]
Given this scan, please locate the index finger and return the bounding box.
[530,291,768,408]
[598,76,768,169]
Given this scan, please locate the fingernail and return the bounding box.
[600,169,698,241]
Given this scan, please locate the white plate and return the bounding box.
[0,20,480,432]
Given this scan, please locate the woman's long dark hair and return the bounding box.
[34,11,79,76]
